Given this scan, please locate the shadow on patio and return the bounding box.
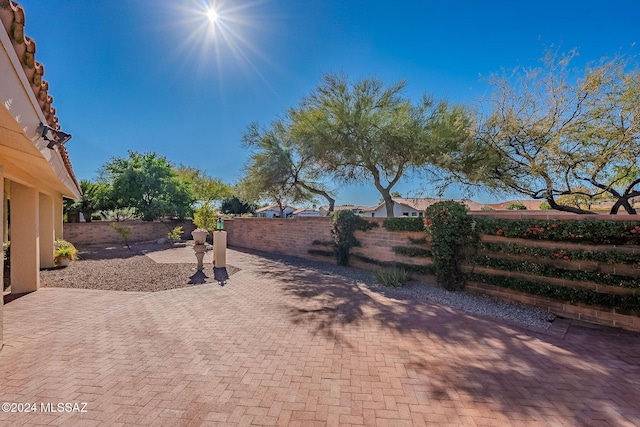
[238,248,640,426]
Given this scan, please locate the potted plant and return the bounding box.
[54,239,78,267]
[191,228,209,245]
[193,203,218,243]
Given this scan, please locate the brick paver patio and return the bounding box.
[1,246,639,426]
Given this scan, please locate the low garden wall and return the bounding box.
[224,213,640,332]
[63,220,197,246]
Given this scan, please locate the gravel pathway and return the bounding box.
[39,243,555,331]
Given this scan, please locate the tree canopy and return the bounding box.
[289,74,472,217]
[457,49,640,214]
[175,166,233,205]
[99,151,194,221]
[220,196,257,215]
[240,120,336,211]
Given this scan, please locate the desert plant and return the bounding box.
[167,226,183,245]
[194,203,218,230]
[54,239,78,263]
[424,201,478,291]
[375,266,409,288]
[330,210,377,266]
[110,223,132,249]
[507,202,527,210]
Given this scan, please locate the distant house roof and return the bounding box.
[0,0,79,193]
[292,208,318,214]
[367,198,487,212]
[255,205,296,213]
[318,205,369,212]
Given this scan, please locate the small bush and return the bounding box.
[507,202,527,210]
[425,201,478,291]
[375,267,409,288]
[194,203,218,231]
[110,223,132,249]
[54,239,78,261]
[330,211,377,266]
[167,226,183,244]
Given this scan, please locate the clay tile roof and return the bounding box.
[0,0,79,193]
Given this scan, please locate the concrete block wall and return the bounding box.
[352,218,430,265]
[224,217,333,262]
[63,220,197,246]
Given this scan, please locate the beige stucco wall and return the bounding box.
[10,182,39,294]
[39,192,55,269]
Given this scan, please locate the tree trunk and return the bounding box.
[547,198,592,214]
[297,182,335,212]
[610,197,637,215]
[379,190,395,217]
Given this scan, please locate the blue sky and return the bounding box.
[18,0,638,206]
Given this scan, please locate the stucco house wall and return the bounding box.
[0,0,81,350]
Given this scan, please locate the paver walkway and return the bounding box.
[1,246,639,426]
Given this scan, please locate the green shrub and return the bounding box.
[470,273,640,313]
[375,267,409,288]
[507,202,527,210]
[167,226,183,244]
[474,217,640,245]
[194,203,218,231]
[425,201,478,291]
[330,211,377,266]
[54,239,78,261]
[383,217,424,232]
[469,255,640,289]
[479,241,640,265]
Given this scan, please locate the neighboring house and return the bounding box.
[291,208,320,218]
[318,205,368,216]
[0,1,81,350]
[256,205,297,218]
[364,198,489,217]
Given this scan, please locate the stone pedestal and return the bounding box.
[193,243,206,270]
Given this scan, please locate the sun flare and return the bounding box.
[206,8,218,23]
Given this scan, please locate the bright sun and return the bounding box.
[206,8,218,23]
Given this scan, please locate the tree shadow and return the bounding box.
[77,242,152,260]
[233,247,640,425]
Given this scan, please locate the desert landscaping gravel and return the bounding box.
[39,242,555,331]
[40,242,239,292]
